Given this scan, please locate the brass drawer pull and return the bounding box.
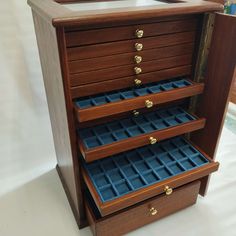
[134,79,142,86]
[136,29,144,38]
[149,137,157,145]
[145,99,153,108]
[134,55,142,64]
[135,43,143,51]
[149,207,158,216]
[133,110,140,116]
[134,67,142,75]
[164,186,173,195]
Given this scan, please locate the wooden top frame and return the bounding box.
[28,0,223,27]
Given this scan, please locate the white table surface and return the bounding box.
[0,1,236,236]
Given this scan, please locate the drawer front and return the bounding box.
[85,180,200,236]
[82,137,219,216]
[65,17,198,47]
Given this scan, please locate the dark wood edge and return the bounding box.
[80,118,206,162]
[75,82,204,122]
[56,165,88,228]
[82,159,219,216]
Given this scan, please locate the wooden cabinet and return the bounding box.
[28,0,236,235]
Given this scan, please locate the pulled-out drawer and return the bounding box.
[85,180,200,236]
[82,137,219,217]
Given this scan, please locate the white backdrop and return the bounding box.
[0,1,236,236]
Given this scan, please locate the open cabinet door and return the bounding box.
[191,13,236,195]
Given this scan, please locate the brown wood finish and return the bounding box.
[85,180,201,236]
[71,65,192,97]
[65,18,198,47]
[79,117,206,162]
[67,31,196,60]
[83,146,218,216]
[75,82,204,122]
[230,73,236,104]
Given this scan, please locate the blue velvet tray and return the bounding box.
[83,136,209,203]
[79,106,196,149]
[75,78,192,109]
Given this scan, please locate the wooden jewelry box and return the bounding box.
[28,0,236,235]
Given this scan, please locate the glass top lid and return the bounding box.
[63,0,169,11]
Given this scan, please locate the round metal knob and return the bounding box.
[135,43,143,51]
[134,79,142,86]
[136,29,144,38]
[150,207,158,216]
[133,110,140,116]
[145,99,153,108]
[134,67,142,75]
[164,186,173,195]
[149,137,157,145]
[134,55,142,64]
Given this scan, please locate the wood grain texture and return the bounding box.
[75,82,204,122]
[80,118,206,162]
[191,13,236,196]
[85,180,201,236]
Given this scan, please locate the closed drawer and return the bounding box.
[77,105,206,162]
[82,137,219,217]
[85,180,201,236]
[74,78,204,122]
[65,17,198,47]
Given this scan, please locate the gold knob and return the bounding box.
[134,79,142,86]
[133,110,140,116]
[134,55,142,64]
[136,29,144,38]
[149,207,158,216]
[145,100,153,108]
[135,43,143,51]
[164,186,173,195]
[149,137,157,145]
[134,67,142,75]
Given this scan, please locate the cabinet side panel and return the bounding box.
[191,14,236,195]
[32,11,81,222]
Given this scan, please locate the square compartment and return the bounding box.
[158,110,171,119]
[107,93,122,102]
[108,122,123,131]
[115,181,132,195]
[168,107,183,116]
[181,146,197,156]
[135,161,150,172]
[127,127,144,136]
[113,130,130,140]
[138,147,154,159]
[191,154,208,166]
[160,83,175,91]
[141,123,156,132]
[168,162,184,174]
[150,145,166,155]
[174,79,191,88]
[143,171,159,184]
[180,159,196,170]
[176,113,194,123]
[126,151,143,162]
[170,149,186,160]
[172,137,188,147]
[93,125,109,135]
[165,117,180,126]
[156,166,172,179]
[99,133,116,145]
[153,119,169,129]
[129,176,145,189]
[115,156,130,167]
[107,169,124,182]
[84,137,101,149]
[148,84,161,93]
[162,141,177,152]
[76,98,92,109]
[123,165,137,177]
[148,157,163,168]
[92,95,108,105]
[159,153,174,164]
[94,174,109,188]
[88,165,103,176]
[121,118,136,128]
[100,185,117,201]
[102,159,117,171]
[121,90,136,99]
[134,87,149,96]
[133,116,149,126]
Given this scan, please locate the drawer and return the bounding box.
[82,136,219,216]
[70,65,192,98]
[74,78,204,122]
[77,106,206,162]
[65,17,198,47]
[68,42,194,74]
[85,180,201,236]
[67,31,196,61]
[70,54,193,85]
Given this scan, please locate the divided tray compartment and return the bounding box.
[74,77,204,122]
[82,136,219,216]
[78,106,206,162]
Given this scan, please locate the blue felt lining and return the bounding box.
[83,136,209,203]
[75,78,192,109]
[78,106,196,149]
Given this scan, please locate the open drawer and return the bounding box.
[82,136,219,216]
[78,106,206,162]
[74,78,204,122]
